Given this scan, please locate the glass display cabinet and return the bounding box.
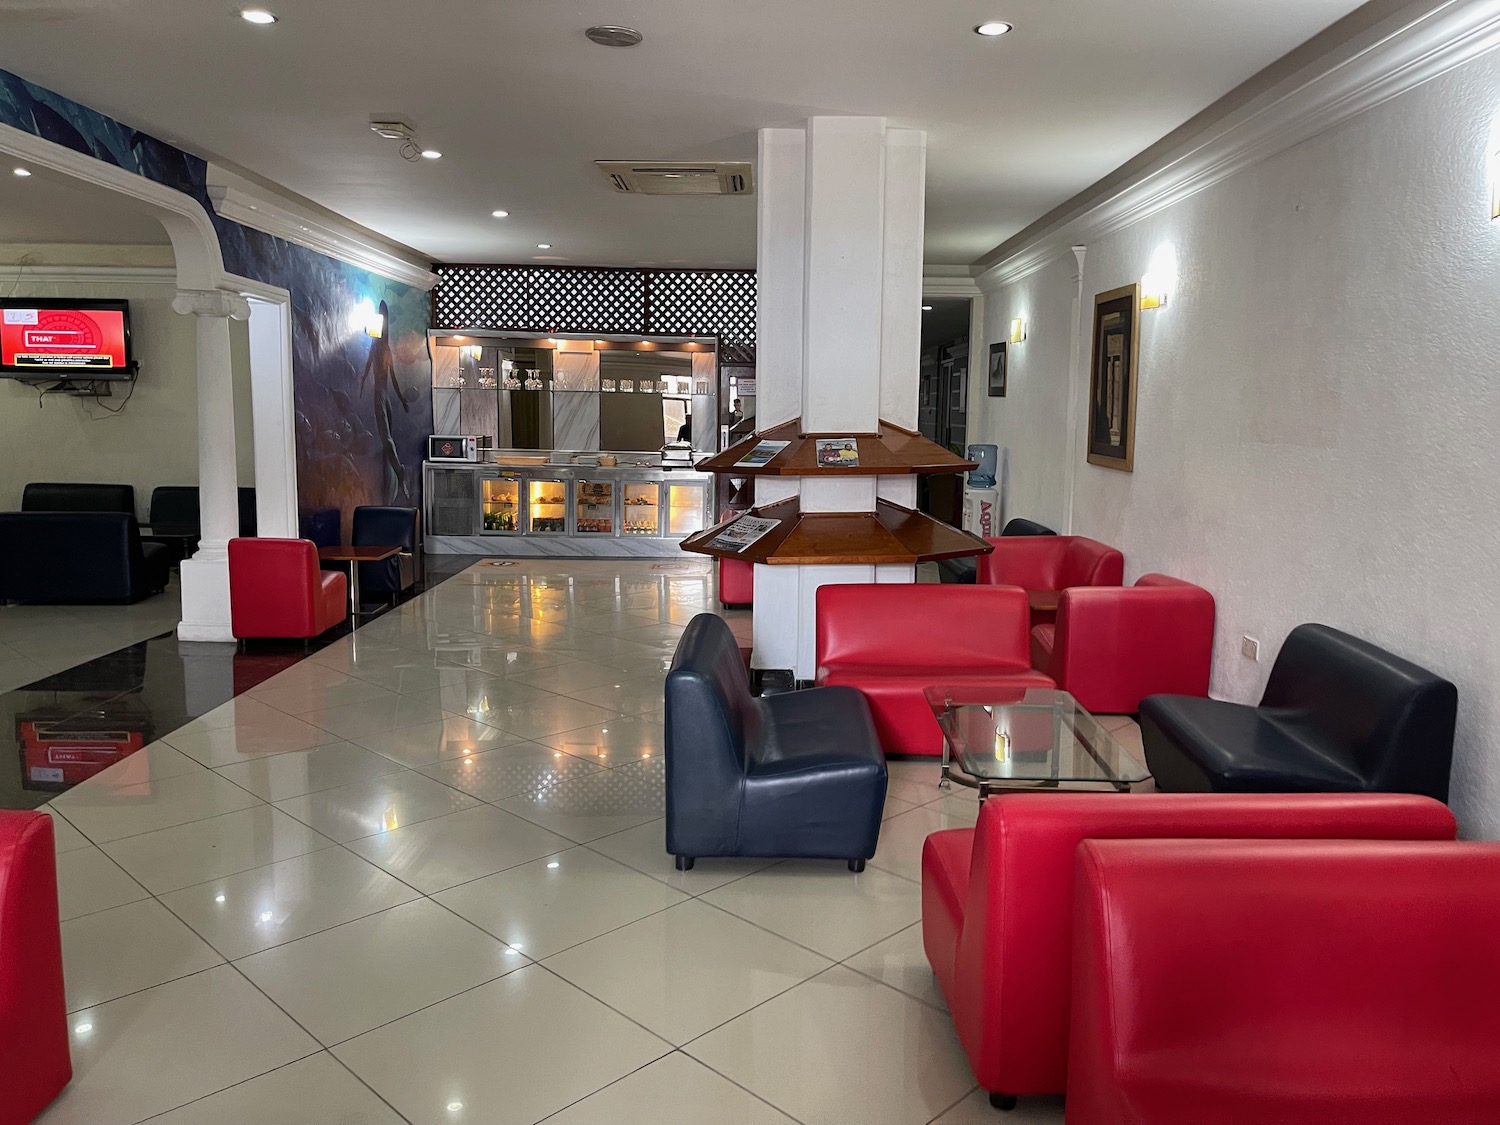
[528,479,568,533]
[575,480,616,534]
[622,482,661,535]
[481,476,520,532]
[665,481,709,536]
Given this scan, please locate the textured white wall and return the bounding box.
[976,52,1500,838]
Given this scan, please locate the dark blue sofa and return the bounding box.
[0,512,171,604]
[665,613,887,872]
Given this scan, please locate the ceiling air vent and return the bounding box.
[595,161,754,197]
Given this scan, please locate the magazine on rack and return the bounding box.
[734,439,790,468]
[708,514,782,552]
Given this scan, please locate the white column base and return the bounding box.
[177,550,234,643]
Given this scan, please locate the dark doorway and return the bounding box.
[918,298,971,526]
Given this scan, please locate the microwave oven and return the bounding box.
[428,435,479,462]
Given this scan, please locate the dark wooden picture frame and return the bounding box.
[1086,284,1141,471]
[987,341,1007,397]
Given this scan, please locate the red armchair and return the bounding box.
[1030,574,1215,714]
[1069,838,1500,1124]
[976,535,1123,625]
[1,812,70,1125]
[920,792,1457,1108]
[718,557,753,608]
[816,584,1053,756]
[228,537,346,640]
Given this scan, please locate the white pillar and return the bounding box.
[750,117,927,679]
[173,288,251,642]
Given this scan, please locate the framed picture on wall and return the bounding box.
[1087,284,1141,472]
[987,341,1007,397]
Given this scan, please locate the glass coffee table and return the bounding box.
[924,685,1150,798]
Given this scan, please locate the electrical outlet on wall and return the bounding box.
[1241,636,1260,661]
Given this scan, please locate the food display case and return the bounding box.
[622,481,660,535]
[425,453,714,557]
[528,479,568,533]
[576,481,616,534]
[481,477,520,532]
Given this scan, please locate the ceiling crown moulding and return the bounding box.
[0,264,177,287]
[974,0,1500,293]
[207,184,439,291]
[921,265,981,298]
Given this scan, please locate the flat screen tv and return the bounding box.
[0,298,136,379]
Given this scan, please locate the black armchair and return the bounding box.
[352,505,420,598]
[0,512,170,604]
[665,613,887,872]
[1141,623,1457,803]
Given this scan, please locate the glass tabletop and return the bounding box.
[923,685,1149,788]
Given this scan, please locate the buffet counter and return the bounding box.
[424,451,714,557]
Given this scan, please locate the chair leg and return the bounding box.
[848,859,866,873]
[988,1093,1017,1111]
[675,855,695,871]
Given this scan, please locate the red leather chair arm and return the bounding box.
[318,570,348,631]
[0,812,71,1125]
[1051,582,1215,713]
[1069,839,1500,1125]
[976,537,1061,587]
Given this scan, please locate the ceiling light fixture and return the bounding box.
[238,8,277,24]
[420,149,442,160]
[974,20,1013,36]
[584,25,643,47]
[921,304,933,311]
[537,243,552,250]
[491,210,509,218]
[12,168,32,178]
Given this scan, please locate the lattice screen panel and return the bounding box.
[434,264,756,351]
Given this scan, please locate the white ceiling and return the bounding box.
[0,0,1368,268]
[0,164,169,244]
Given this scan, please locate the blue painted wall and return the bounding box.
[0,69,433,530]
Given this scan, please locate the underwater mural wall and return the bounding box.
[0,68,433,538]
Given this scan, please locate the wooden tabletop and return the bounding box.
[1027,589,1061,612]
[318,545,401,562]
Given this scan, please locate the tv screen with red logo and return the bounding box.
[0,299,135,378]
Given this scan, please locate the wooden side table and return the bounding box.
[317,545,400,617]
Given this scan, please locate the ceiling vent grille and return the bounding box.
[595,161,753,197]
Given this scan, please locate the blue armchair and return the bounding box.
[351,505,420,599]
[665,613,887,872]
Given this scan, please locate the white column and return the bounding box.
[173,288,251,642]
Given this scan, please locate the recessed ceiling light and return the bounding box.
[537,243,552,250]
[974,20,1013,36]
[239,9,277,24]
[585,24,643,47]
[491,210,509,218]
[420,149,442,160]
[12,168,31,178]
[922,304,933,311]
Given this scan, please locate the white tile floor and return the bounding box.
[0,582,184,692]
[35,558,1125,1125]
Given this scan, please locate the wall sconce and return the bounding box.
[1140,242,1178,311]
[349,297,385,338]
[1490,146,1500,220]
[1009,318,1027,344]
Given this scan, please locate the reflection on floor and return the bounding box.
[0,582,184,695]
[31,558,1097,1125]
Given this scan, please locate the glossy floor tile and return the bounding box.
[345,805,575,894]
[20,559,1076,1124]
[687,966,977,1125]
[235,899,523,1046]
[543,898,833,1045]
[37,965,319,1125]
[145,1054,408,1125]
[332,966,671,1125]
[434,846,688,959]
[542,1051,797,1125]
